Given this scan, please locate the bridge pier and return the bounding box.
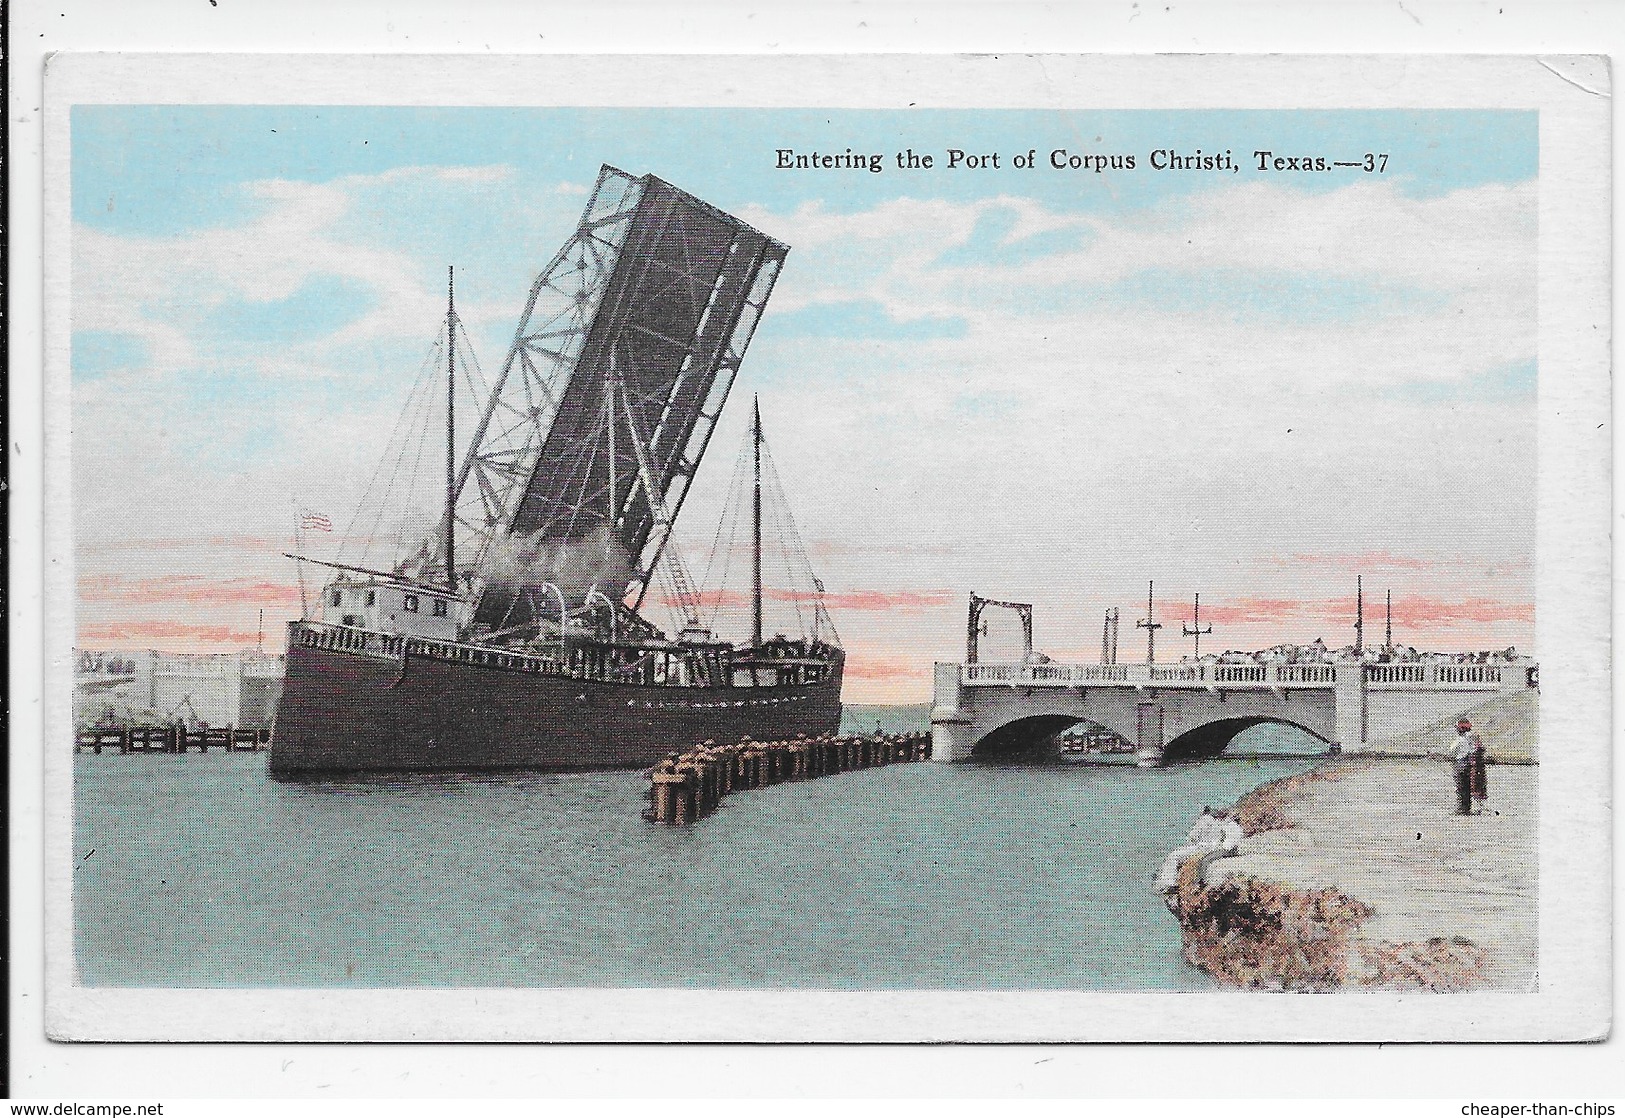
[929,662,975,762]
[1334,660,1367,751]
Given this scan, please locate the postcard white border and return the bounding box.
[32,51,1610,1048]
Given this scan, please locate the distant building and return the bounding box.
[1181,643,1530,668]
[74,649,284,729]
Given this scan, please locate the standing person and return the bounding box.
[1451,719,1475,816]
[1468,730,1490,814]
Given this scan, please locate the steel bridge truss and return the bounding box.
[433,164,787,639]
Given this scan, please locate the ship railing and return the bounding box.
[294,620,841,688]
[294,621,568,674]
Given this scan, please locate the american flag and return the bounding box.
[300,510,333,533]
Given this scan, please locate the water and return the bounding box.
[74,741,1316,990]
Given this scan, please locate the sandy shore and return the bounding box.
[1172,756,1537,991]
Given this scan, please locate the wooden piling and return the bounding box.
[644,732,931,824]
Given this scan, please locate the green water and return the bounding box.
[73,738,1315,989]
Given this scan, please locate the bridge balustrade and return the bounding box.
[1274,664,1335,684]
[1151,665,1201,682]
[959,658,1521,692]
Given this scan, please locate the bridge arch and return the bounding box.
[970,714,1079,760]
[969,713,1134,760]
[1161,716,1332,763]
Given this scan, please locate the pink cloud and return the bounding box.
[843,654,932,682]
[1167,593,1532,632]
[1384,595,1534,626]
[78,574,301,607]
[661,587,956,613]
[77,620,265,649]
[1186,597,1308,624]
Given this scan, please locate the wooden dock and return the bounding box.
[74,724,269,754]
[644,731,931,825]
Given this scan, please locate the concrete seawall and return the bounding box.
[1168,753,1538,992]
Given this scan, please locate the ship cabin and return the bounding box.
[319,576,460,641]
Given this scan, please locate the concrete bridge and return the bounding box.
[930,656,1539,764]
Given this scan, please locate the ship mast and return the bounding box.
[445,266,457,594]
[751,394,763,649]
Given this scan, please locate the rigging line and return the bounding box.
[764,440,836,644]
[700,423,751,634]
[403,325,459,577]
[762,455,807,641]
[701,419,753,594]
[398,335,447,574]
[352,337,442,573]
[339,335,440,566]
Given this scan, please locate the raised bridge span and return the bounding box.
[930,656,1538,764]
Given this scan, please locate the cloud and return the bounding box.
[76,620,266,649]
[1165,593,1532,632]
[665,587,956,614]
[1382,595,1534,627]
[1185,598,1312,625]
[71,164,524,380]
[78,575,300,607]
[843,654,930,682]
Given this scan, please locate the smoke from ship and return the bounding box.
[481,523,634,608]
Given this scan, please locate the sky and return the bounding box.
[71,106,1538,703]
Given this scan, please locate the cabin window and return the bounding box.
[330,590,342,607]
[365,590,376,607]
[432,599,448,617]
[404,594,420,613]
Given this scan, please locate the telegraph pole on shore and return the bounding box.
[1137,580,1163,664]
[1385,588,1393,651]
[1183,592,1213,660]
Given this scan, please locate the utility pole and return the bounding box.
[1182,592,1213,660]
[257,609,264,654]
[1101,607,1119,665]
[445,266,456,593]
[1136,580,1163,665]
[1385,588,1393,651]
[1354,574,1364,656]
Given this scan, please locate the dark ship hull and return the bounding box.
[269,624,844,775]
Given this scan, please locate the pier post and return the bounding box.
[652,773,681,824]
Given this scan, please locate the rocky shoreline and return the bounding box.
[1169,755,1537,992]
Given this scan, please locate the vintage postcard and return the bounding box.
[41,53,1609,1042]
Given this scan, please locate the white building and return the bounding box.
[74,648,284,729]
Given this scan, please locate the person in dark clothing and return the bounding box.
[1451,718,1475,816]
[1468,731,1489,814]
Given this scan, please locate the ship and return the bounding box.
[269,165,844,775]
